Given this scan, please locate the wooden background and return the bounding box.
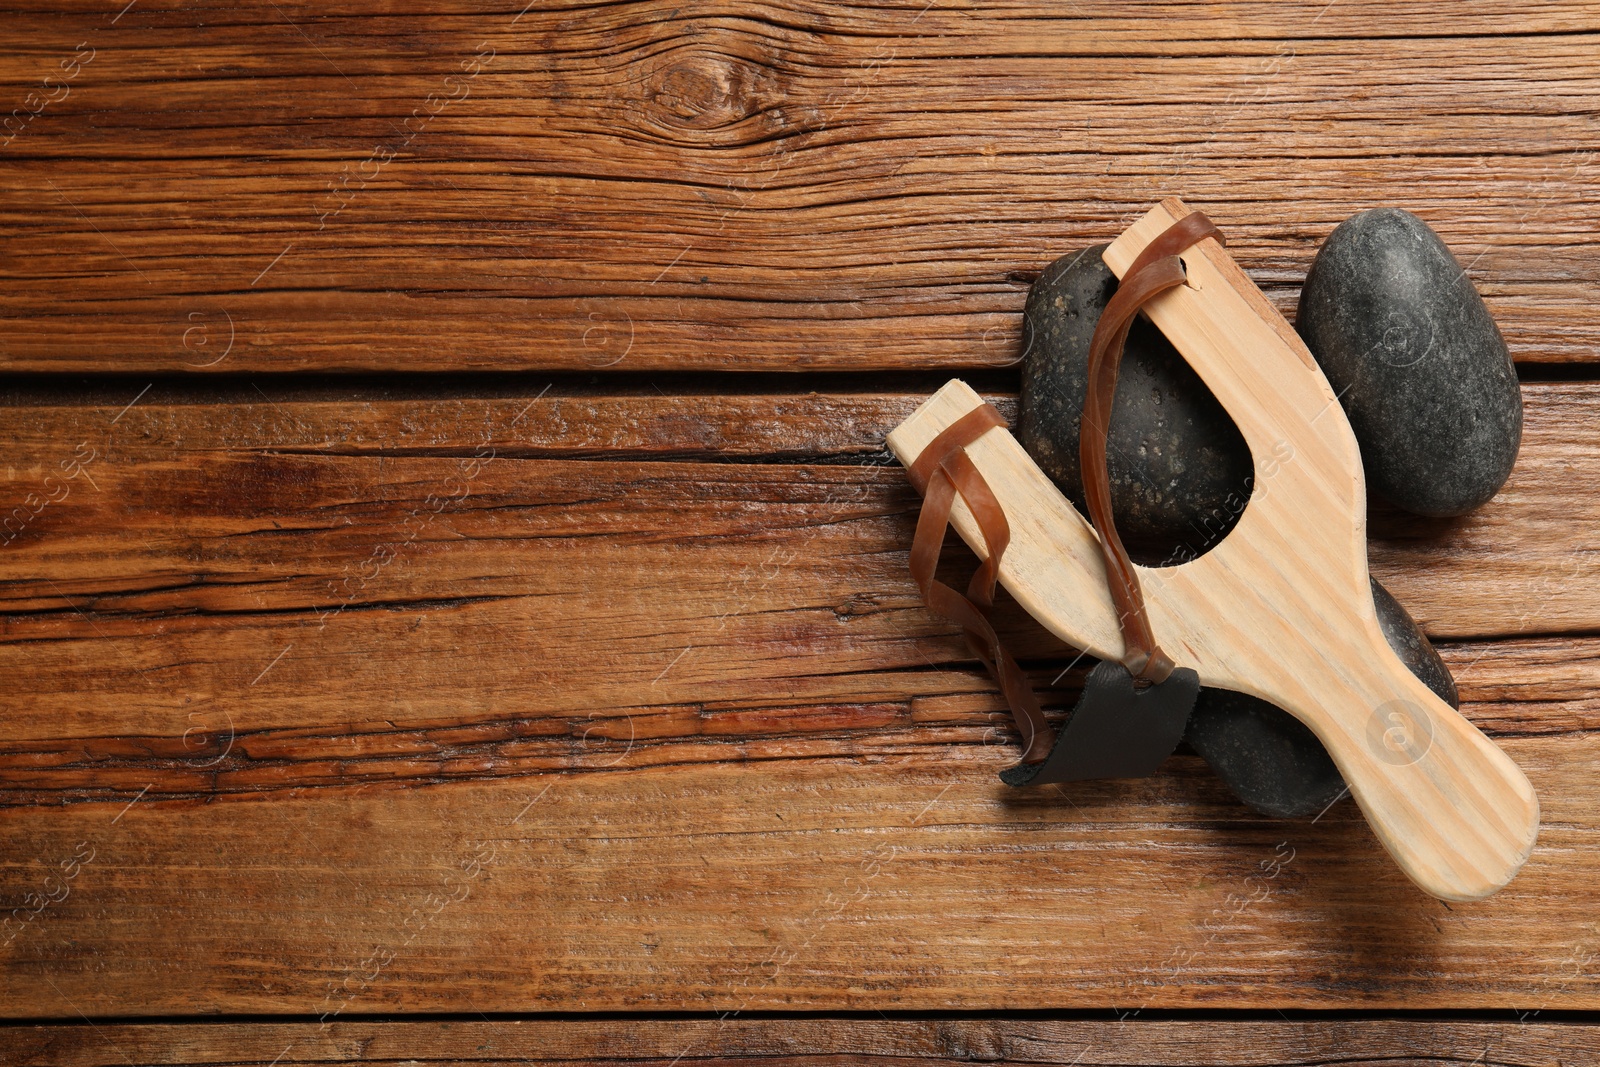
[2,0,1598,1062]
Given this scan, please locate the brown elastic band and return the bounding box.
[1081,210,1224,683]
[908,403,1055,764]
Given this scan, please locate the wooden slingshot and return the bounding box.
[886,198,1539,902]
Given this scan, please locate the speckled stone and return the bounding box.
[1018,245,1254,562]
[1184,578,1459,819]
[1297,208,1523,517]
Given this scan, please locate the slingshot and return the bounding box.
[887,198,1539,901]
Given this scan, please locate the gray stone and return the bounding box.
[1018,245,1254,563]
[1296,208,1523,517]
[1183,577,1458,819]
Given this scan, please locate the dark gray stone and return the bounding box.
[1296,208,1523,517]
[1183,577,1458,819]
[1018,245,1254,563]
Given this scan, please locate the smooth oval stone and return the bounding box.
[1297,208,1523,517]
[1018,245,1253,563]
[1184,577,1458,819]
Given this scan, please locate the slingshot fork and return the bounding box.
[886,198,1538,902]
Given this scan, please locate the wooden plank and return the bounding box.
[2,2,1598,371]
[1,382,1598,1013]
[4,1017,1600,1066]
[0,729,1595,1016]
[0,634,1590,805]
[0,382,1592,771]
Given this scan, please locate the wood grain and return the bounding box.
[1,2,1597,371]
[5,1017,1600,1066]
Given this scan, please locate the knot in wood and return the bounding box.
[644,48,783,134]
